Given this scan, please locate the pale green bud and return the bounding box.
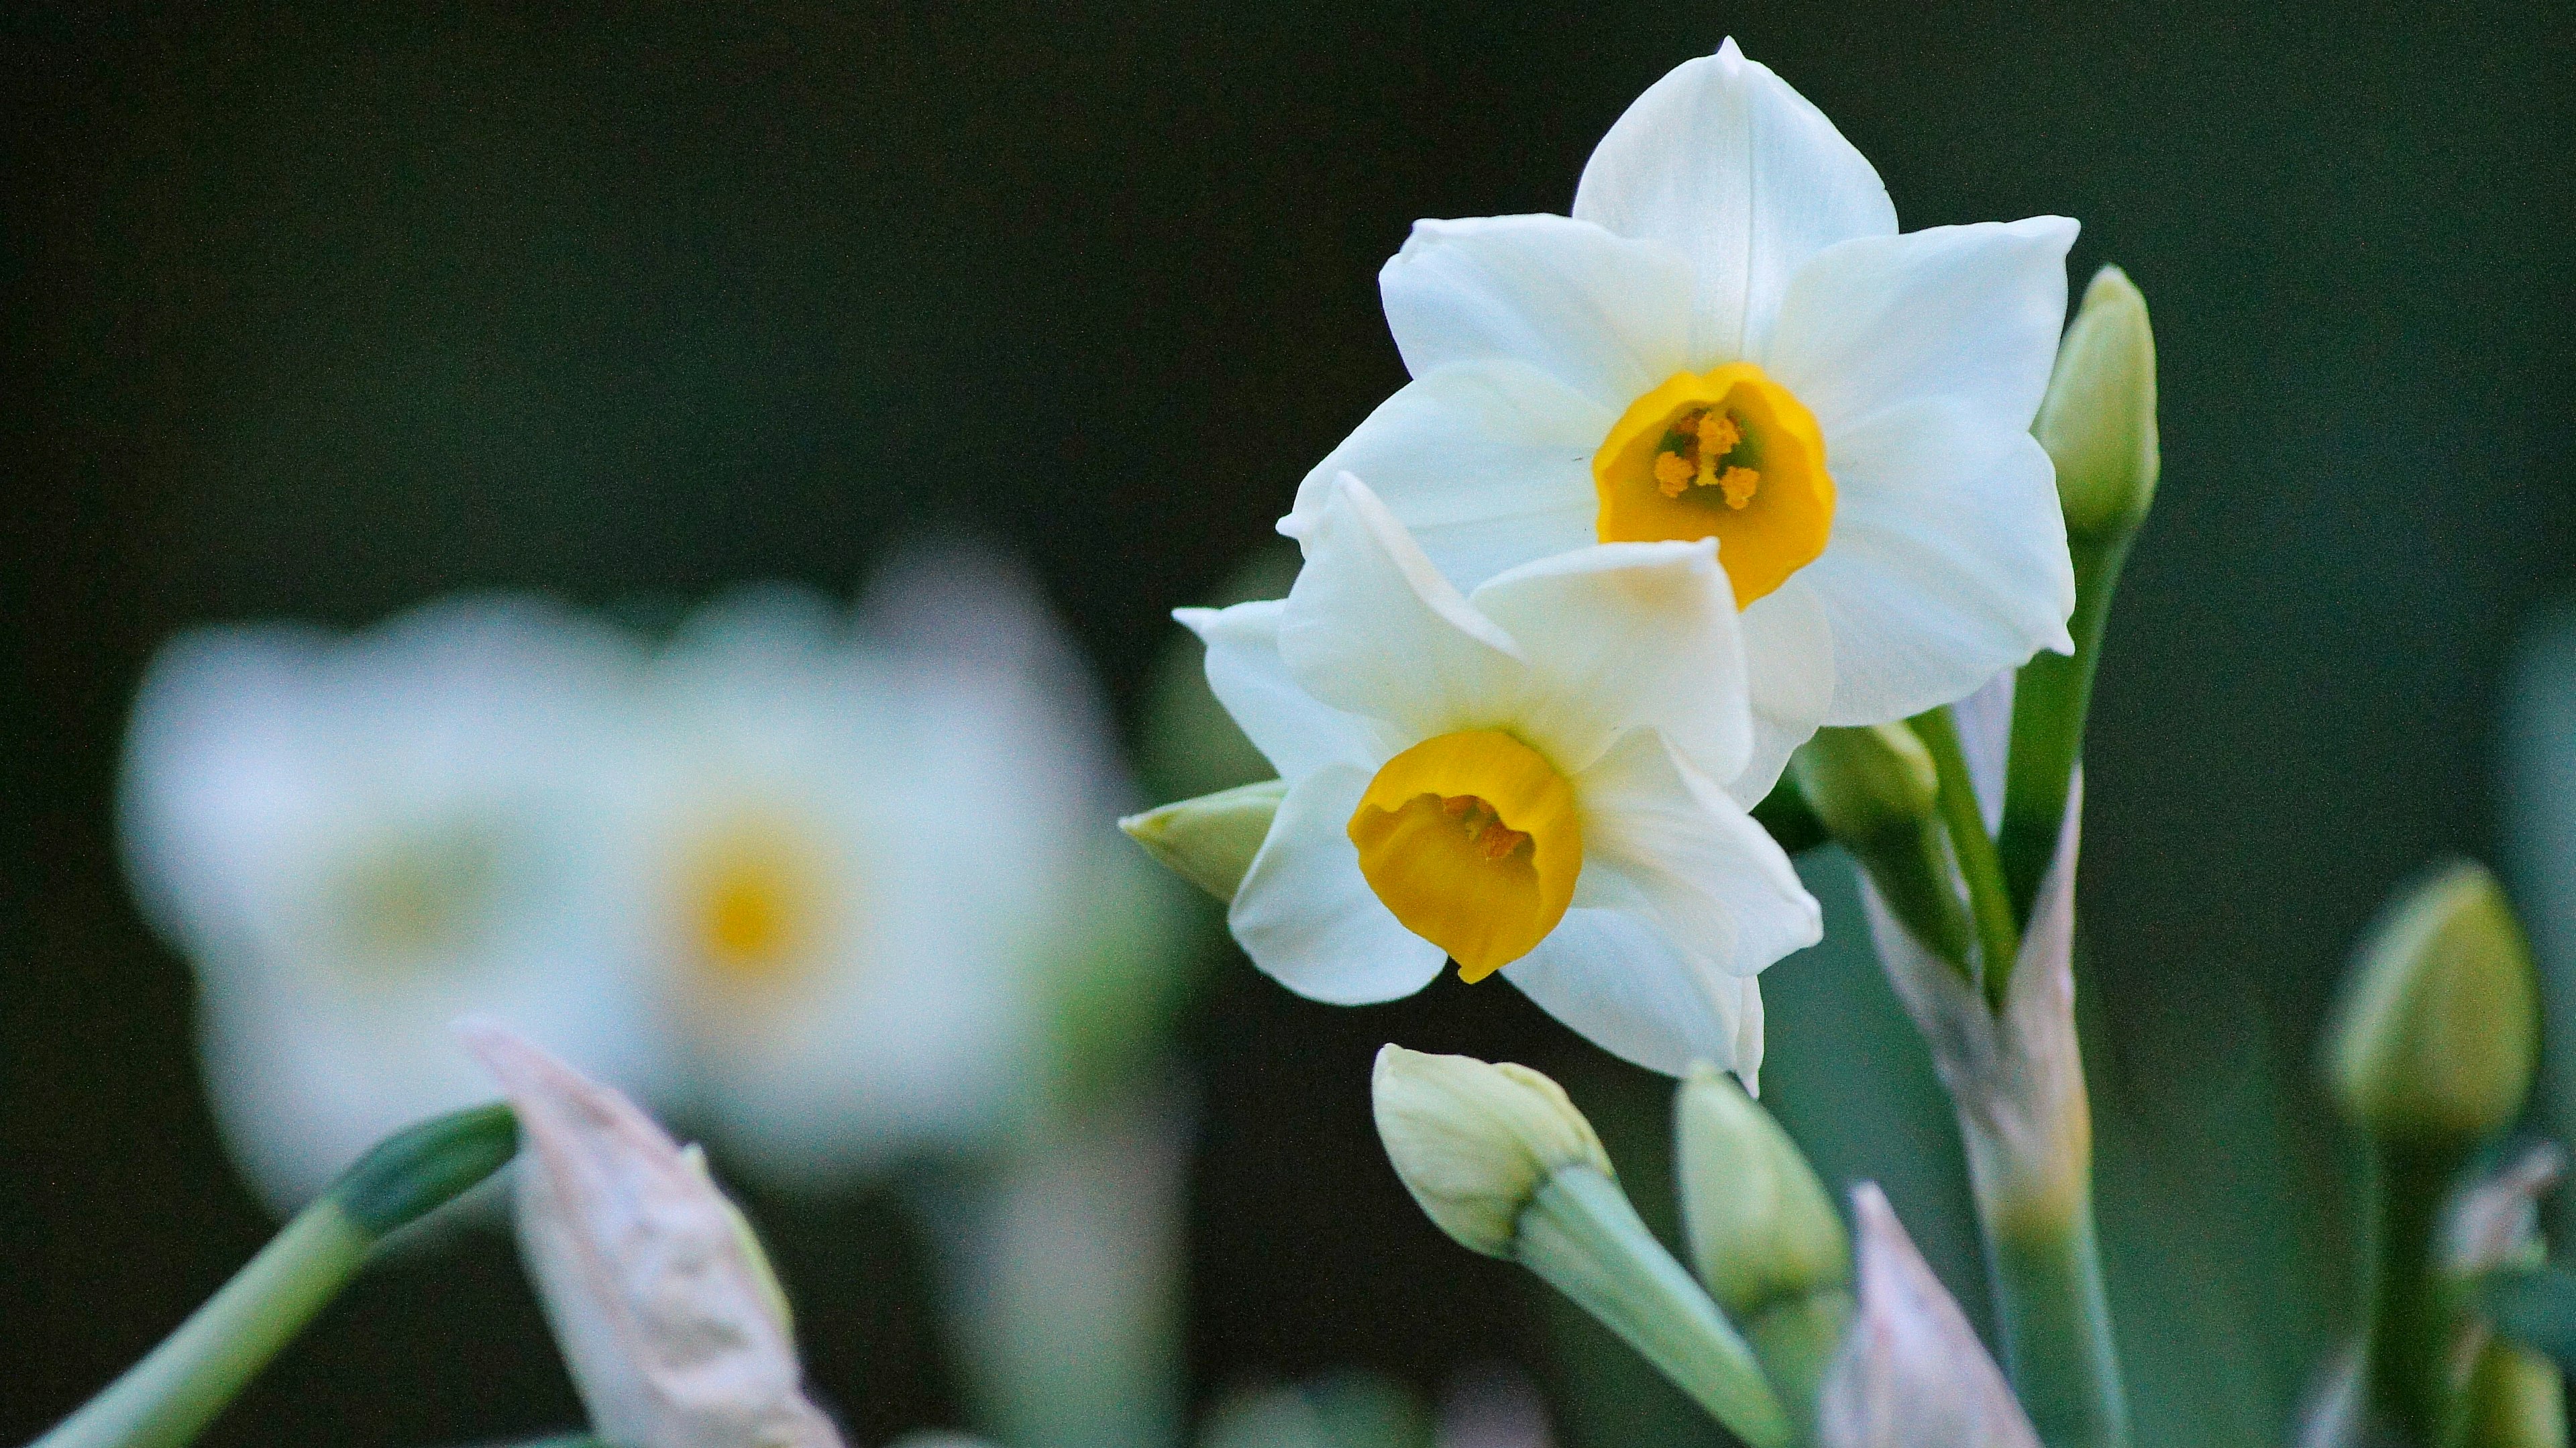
[1674,1064,1851,1317]
[1118,778,1285,904]
[1790,725,1939,845]
[1791,726,1972,968]
[2035,266,2159,543]
[2328,862,2540,1146]
[1372,1047,1792,1447]
[2459,1343,2570,1448]
[1370,1045,1609,1257]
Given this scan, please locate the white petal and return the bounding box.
[1228,765,1448,1004]
[1572,40,1896,361]
[1499,908,1755,1077]
[1766,217,2078,437]
[1288,359,1605,591]
[1467,540,1751,780]
[1734,576,1837,806]
[1175,601,1387,778]
[1279,475,1529,741]
[1808,403,2076,725]
[1379,215,1696,411]
[1572,730,1821,977]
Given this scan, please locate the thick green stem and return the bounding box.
[1909,707,2023,1008]
[1516,1168,1793,1448]
[2359,1143,2471,1445]
[32,1204,372,1448]
[1975,1187,2128,1448]
[2000,533,2132,929]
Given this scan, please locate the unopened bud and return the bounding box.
[1675,1064,1849,1316]
[2327,862,2540,1147]
[2036,266,2159,544]
[1792,725,1937,842]
[1120,778,1285,904]
[1371,1045,1609,1257]
[459,1020,843,1448]
[1373,1046,1790,1446]
[1818,1184,2040,1448]
[1792,727,1971,968]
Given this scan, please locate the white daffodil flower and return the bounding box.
[1185,474,1819,1076]
[119,598,669,1210]
[1288,39,2079,800]
[639,548,1185,1185]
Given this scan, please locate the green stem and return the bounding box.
[1909,706,2023,1008]
[1976,1188,2129,1448]
[1517,1168,1793,1448]
[32,1204,372,1448]
[2000,533,2133,929]
[2359,1143,2471,1445]
[31,1102,519,1448]
[1743,1288,1854,1443]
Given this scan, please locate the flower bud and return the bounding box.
[1373,1046,1791,1446]
[1119,778,1285,904]
[1792,726,1972,968]
[2327,862,2540,1147]
[1371,1044,1609,1257]
[2035,266,2159,544]
[1674,1064,1849,1317]
[1817,1184,2041,1448]
[458,1019,844,1448]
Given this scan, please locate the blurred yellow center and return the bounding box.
[687,818,827,982]
[1348,729,1581,982]
[1593,363,1834,608]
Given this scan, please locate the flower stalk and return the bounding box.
[1862,770,2127,1448]
[2000,266,2159,929]
[1907,706,2023,1005]
[32,1104,518,1448]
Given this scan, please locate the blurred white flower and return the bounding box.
[638,546,1185,1184]
[1287,39,2077,799]
[460,1019,843,1448]
[119,597,667,1210]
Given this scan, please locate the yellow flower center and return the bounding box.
[686,815,830,983]
[1593,362,1835,608]
[1347,729,1582,982]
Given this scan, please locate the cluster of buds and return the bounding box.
[1371,1045,2041,1447]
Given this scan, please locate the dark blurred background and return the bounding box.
[5,3,2572,1446]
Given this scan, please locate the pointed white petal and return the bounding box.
[1572,730,1820,977]
[1228,764,1448,1004]
[1572,40,1896,361]
[1287,360,1605,591]
[1499,907,1755,1077]
[1766,217,2078,435]
[1379,214,1697,411]
[1279,475,1529,741]
[1733,576,1838,807]
[1176,601,1389,778]
[1808,403,2076,725]
[1467,541,1751,780]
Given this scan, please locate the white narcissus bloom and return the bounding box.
[1185,474,1819,1077]
[459,1019,844,1448]
[118,599,669,1210]
[1289,39,2079,799]
[639,548,1187,1185]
